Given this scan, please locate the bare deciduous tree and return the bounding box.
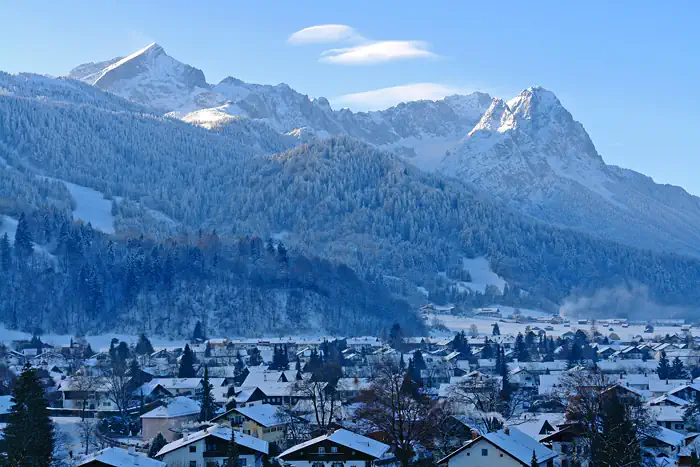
[447,375,525,433]
[357,359,439,467]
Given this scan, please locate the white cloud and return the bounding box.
[320,40,436,65]
[288,24,360,45]
[333,83,472,111]
[289,24,438,65]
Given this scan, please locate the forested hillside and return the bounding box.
[2,72,700,333]
[0,209,419,337]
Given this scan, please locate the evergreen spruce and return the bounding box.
[671,356,686,379]
[192,321,205,341]
[14,213,34,259]
[492,323,501,336]
[4,363,54,466]
[178,344,196,378]
[0,233,11,271]
[248,347,263,367]
[199,365,215,422]
[148,432,168,458]
[658,351,671,379]
[135,334,155,355]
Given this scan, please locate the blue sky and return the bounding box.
[2,1,699,194]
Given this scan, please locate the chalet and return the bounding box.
[57,377,117,411]
[649,405,686,432]
[229,404,287,444]
[140,396,201,442]
[151,378,203,398]
[540,423,587,467]
[439,427,557,467]
[278,429,390,467]
[157,425,269,467]
[668,383,700,402]
[474,308,502,318]
[77,447,165,467]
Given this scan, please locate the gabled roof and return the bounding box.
[438,427,557,466]
[647,426,686,447]
[140,396,200,419]
[152,378,202,390]
[77,447,165,467]
[278,429,389,459]
[235,404,284,427]
[157,425,268,457]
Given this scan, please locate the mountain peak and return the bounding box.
[507,86,564,120]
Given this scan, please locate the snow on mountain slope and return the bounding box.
[67,44,700,255]
[440,87,700,255]
[71,43,211,112]
[69,44,492,170]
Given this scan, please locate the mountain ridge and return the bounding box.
[63,43,700,257]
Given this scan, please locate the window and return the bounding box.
[239,459,247,467]
[190,462,197,467]
[319,447,326,454]
[481,449,488,456]
[561,445,569,454]
[332,463,343,467]
[189,446,197,453]
[331,447,338,453]
[675,423,684,430]
[313,463,324,467]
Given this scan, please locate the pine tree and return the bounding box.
[248,347,263,367]
[193,321,205,341]
[227,429,240,467]
[658,351,671,379]
[235,352,246,376]
[135,334,155,355]
[148,432,168,458]
[672,356,686,379]
[178,344,196,378]
[0,233,11,271]
[199,366,215,422]
[412,350,426,372]
[5,363,54,466]
[492,323,501,336]
[14,213,34,259]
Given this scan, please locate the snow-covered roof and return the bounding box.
[648,394,689,407]
[439,427,557,465]
[649,426,686,447]
[77,447,165,467]
[140,396,200,419]
[152,378,201,390]
[649,405,685,422]
[157,425,268,457]
[242,371,285,387]
[235,404,284,427]
[512,413,566,440]
[278,429,389,459]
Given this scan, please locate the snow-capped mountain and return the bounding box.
[68,43,492,170]
[67,43,700,255]
[441,87,700,254]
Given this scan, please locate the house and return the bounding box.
[141,396,201,442]
[649,405,686,432]
[132,381,173,403]
[540,423,587,467]
[228,404,287,444]
[157,425,269,467]
[57,377,117,411]
[77,447,165,467]
[278,428,390,467]
[151,378,203,398]
[641,426,686,460]
[438,427,557,467]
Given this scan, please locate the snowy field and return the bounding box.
[0,325,182,352]
[64,182,115,234]
[429,313,690,342]
[0,215,18,240]
[460,257,507,293]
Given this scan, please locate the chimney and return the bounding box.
[504,427,510,436]
[128,446,136,456]
[183,433,189,441]
[471,430,479,440]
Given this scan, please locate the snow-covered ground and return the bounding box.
[460,256,507,293]
[0,325,181,352]
[63,182,115,234]
[0,215,18,240]
[429,313,689,341]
